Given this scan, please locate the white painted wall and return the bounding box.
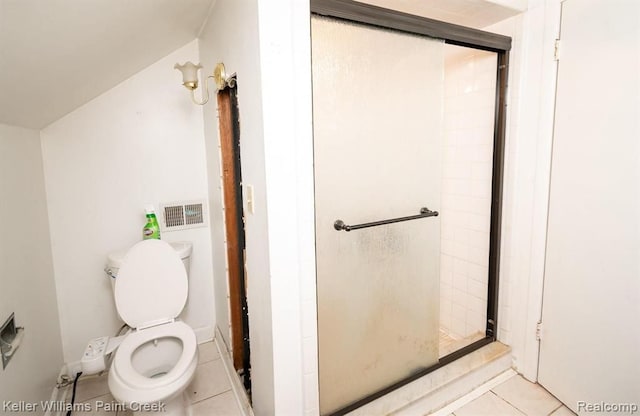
[198,0,316,414]
[198,0,264,354]
[197,1,553,414]
[257,1,316,414]
[40,40,216,365]
[238,0,565,412]
[198,1,275,413]
[538,1,640,406]
[484,0,562,381]
[0,124,64,408]
[226,1,561,412]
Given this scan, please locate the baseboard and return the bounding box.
[347,342,512,416]
[45,367,72,416]
[214,326,254,416]
[429,369,517,416]
[194,325,215,344]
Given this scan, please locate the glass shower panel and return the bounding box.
[312,16,444,414]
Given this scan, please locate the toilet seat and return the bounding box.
[109,323,198,404]
[113,321,197,390]
[107,240,198,406]
[114,239,188,329]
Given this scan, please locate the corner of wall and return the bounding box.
[39,38,215,364]
[0,123,64,403]
[487,1,561,382]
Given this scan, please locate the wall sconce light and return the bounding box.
[174,62,228,105]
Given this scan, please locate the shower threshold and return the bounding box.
[439,330,486,358]
[344,342,511,416]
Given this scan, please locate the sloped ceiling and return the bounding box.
[0,0,521,130]
[0,0,215,129]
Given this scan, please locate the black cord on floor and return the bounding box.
[66,372,82,416]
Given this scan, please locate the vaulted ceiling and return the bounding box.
[0,0,522,130]
[0,0,215,129]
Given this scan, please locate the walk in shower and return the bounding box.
[311,2,510,415]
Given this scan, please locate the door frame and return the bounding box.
[218,78,252,394]
[310,1,511,414]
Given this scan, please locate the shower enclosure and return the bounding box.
[313,17,444,413]
[311,1,510,415]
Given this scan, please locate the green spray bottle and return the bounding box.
[142,205,161,240]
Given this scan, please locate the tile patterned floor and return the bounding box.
[67,340,243,416]
[66,340,574,416]
[434,374,576,416]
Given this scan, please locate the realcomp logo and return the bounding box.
[577,401,639,414]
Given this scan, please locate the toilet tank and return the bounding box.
[105,241,193,291]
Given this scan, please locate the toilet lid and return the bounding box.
[114,240,188,329]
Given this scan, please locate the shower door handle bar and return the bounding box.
[333,207,438,232]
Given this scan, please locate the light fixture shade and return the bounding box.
[174,61,202,90]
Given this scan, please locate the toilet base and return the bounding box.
[131,391,192,416]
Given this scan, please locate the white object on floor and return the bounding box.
[80,336,110,375]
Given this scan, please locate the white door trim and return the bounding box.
[498,0,562,382]
[521,0,562,381]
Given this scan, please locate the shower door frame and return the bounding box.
[310,0,511,414]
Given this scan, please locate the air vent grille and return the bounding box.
[165,205,185,228]
[159,200,207,232]
[185,204,204,225]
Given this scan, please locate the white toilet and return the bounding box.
[107,239,198,415]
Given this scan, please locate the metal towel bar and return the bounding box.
[333,207,438,232]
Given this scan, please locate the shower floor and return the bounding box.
[439,329,485,358]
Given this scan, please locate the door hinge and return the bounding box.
[536,321,543,341]
[554,39,561,61]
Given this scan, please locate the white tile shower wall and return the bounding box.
[440,46,498,340]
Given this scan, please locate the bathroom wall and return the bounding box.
[40,40,216,365]
[198,0,275,413]
[198,0,316,414]
[256,1,319,414]
[195,1,556,413]
[483,0,560,381]
[196,1,548,414]
[440,46,498,341]
[0,124,64,407]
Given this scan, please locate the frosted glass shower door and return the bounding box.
[312,17,444,414]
